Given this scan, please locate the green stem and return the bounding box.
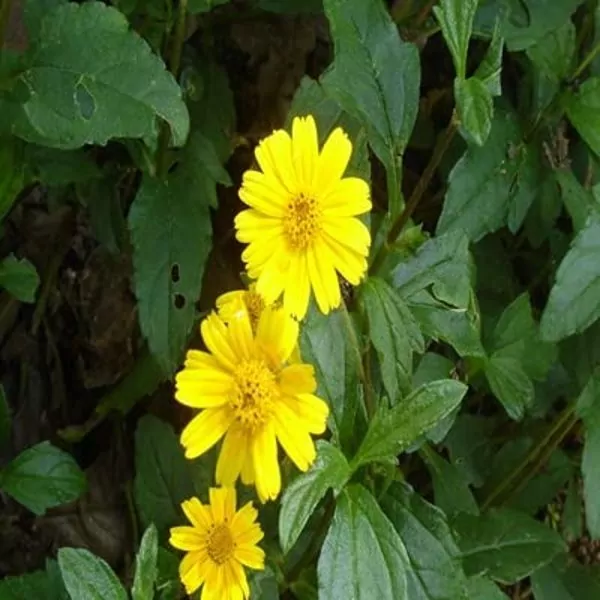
[480,402,578,511]
[572,39,600,81]
[156,0,188,178]
[386,159,402,219]
[370,113,458,275]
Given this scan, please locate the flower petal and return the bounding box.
[314,127,352,194]
[283,254,310,320]
[307,241,341,314]
[181,407,232,460]
[234,545,265,570]
[321,177,372,217]
[175,369,232,409]
[284,393,329,434]
[234,209,283,244]
[209,486,237,523]
[256,306,299,365]
[252,423,281,502]
[322,216,371,255]
[238,171,289,217]
[216,426,250,486]
[227,310,254,360]
[279,364,316,395]
[201,314,238,372]
[292,115,318,191]
[181,497,213,531]
[179,551,206,595]
[321,232,368,285]
[254,129,298,195]
[273,403,317,471]
[170,526,205,551]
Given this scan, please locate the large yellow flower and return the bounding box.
[169,487,264,600]
[175,306,329,502]
[235,115,372,319]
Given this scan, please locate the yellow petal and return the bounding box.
[216,426,249,485]
[183,349,222,371]
[252,423,281,502]
[314,127,351,195]
[283,254,310,320]
[181,407,232,459]
[231,501,259,533]
[279,364,316,395]
[209,486,237,523]
[175,369,232,409]
[321,232,368,285]
[273,408,316,472]
[307,242,341,314]
[227,310,254,360]
[322,216,371,255]
[256,306,298,365]
[179,551,206,595]
[291,393,330,434]
[201,314,238,372]
[181,497,213,530]
[238,171,288,217]
[169,526,205,551]
[254,129,298,195]
[292,115,318,191]
[241,453,255,485]
[229,559,251,598]
[234,545,265,570]
[234,209,284,244]
[321,177,372,217]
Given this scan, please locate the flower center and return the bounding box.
[207,523,234,565]
[283,193,320,250]
[244,290,265,330]
[229,359,277,430]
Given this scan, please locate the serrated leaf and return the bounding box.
[129,132,227,374]
[466,575,509,599]
[540,215,600,342]
[361,277,424,403]
[433,0,478,80]
[455,77,493,146]
[380,483,469,600]
[299,307,362,454]
[575,370,600,539]
[391,231,473,308]
[132,524,159,600]
[352,380,468,470]
[2,2,189,149]
[527,20,575,82]
[451,508,565,584]
[58,548,127,600]
[318,484,409,600]
[423,448,479,517]
[322,0,420,181]
[0,384,10,445]
[279,441,349,554]
[0,441,86,515]
[531,555,600,598]
[485,353,534,420]
[474,19,504,97]
[566,77,600,159]
[133,415,194,536]
[0,255,40,303]
[0,136,26,222]
[286,75,371,181]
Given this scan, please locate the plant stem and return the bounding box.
[480,402,579,511]
[572,39,600,81]
[370,112,458,275]
[386,159,402,219]
[156,0,188,178]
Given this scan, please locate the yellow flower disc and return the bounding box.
[169,487,265,600]
[175,307,329,502]
[234,115,372,319]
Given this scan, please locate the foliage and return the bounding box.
[2,0,600,598]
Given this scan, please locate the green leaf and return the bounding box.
[0,254,40,303]
[129,132,227,374]
[407,289,485,358]
[380,483,469,600]
[318,484,409,600]
[132,524,159,600]
[423,449,479,517]
[451,508,566,584]
[540,215,600,342]
[361,277,424,403]
[250,566,280,600]
[433,0,478,80]
[188,0,230,13]
[2,2,189,149]
[474,19,504,97]
[24,0,67,37]
[391,232,473,308]
[531,555,600,599]
[0,384,10,445]
[58,548,127,600]
[255,0,322,12]
[156,548,181,600]
[286,75,371,181]
[352,380,468,470]
[455,77,493,146]
[566,77,600,159]
[575,370,600,539]
[299,307,362,454]
[485,354,534,420]
[28,146,101,186]
[0,441,86,515]
[322,0,420,176]
[527,20,575,82]
[0,136,26,222]
[465,575,509,599]
[133,415,195,536]
[279,441,349,554]
[555,169,599,233]
[438,107,543,241]
[0,567,68,600]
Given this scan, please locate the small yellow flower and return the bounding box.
[216,284,265,330]
[169,487,265,600]
[175,306,329,502]
[235,115,372,319]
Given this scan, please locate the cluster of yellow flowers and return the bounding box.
[169,115,371,600]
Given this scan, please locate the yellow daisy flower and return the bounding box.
[234,115,372,319]
[175,306,329,502]
[169,487,265,600]
[216,284,265,330]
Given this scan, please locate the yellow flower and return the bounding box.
[169,487,265,600]
[175,306,329,502]
[216,284,265,330]
[235,115,372,319]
